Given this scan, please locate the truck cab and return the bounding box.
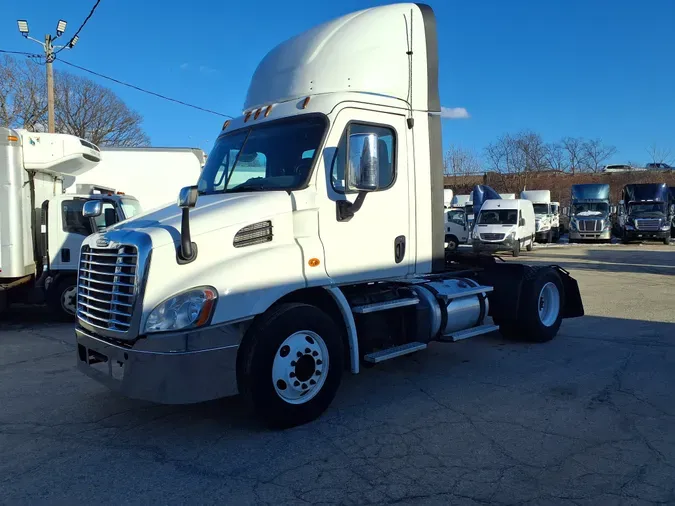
[618,183,672,245]
[73,3,583,428]
[520,190,559,243]
[568,184,611,242]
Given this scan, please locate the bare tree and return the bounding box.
[0,55,149,147]
[646,143,673,167]
[581,138,617,173]
[484,131,548,191]
[545,142,568,172]
[443,145,481,176]
[561,137,588,175]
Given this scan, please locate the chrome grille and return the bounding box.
[77,245,138,332]
[579,219,602,232]
[635,219,660,231]
[480,233,505,241]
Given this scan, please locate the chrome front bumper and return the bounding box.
[569,229,611,241]
[76,323,246,404]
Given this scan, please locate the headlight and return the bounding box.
[145,286,217,333]
[661,223,671,231]
[625,224,635,230]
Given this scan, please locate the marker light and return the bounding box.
[222,120,230,130]
[264,105,272,117]
[301,96,311,109]
[244,111,252,122]
[254,108,261,120]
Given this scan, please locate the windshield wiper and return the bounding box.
[227,183,269,193]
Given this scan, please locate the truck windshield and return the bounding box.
[628,202,666,215]
[120,198,142,219]
[532,204,549,215]
[477,209,518,225]
[198,115,326,195]
[572,202,608,216]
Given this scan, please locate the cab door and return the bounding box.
[317,108,411,284]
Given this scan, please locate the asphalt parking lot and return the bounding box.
[1,243,674,505]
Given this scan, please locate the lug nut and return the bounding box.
[312,351,318,357]
[316,360,322,365]
[290,371,296,378]
[291,361,296,367]
[294,381,300,387]
[315,371,321,376]
[301,383,308,390]
[310,379,316,385]
[297,352,303,358]
[305,348,310,354]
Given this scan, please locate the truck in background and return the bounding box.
[618,183,672,245]
[1,127,141,318]
[472,199,535,257]
[671,187,675,238]
[520,190,559,243]
[74,3,583,428]
[64,147,206,212]
[568,184,611,242]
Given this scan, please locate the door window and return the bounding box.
[92,202,118,232]
[331,123,396,193]
[61,200,93,236]
[446,210,465,226]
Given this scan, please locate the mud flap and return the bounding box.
[553,265,584,318]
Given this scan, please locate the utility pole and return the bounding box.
[16,19,79,133]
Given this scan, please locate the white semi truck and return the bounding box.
[74,3,584,428]
[520,190,559,243]
[0,127,141,318]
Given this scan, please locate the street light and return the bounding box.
[17,20,29,36]
[56,20,67,37]
[68,35,79,48]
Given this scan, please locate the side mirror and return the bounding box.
[178,186,198,209]
[82,200,102,218]
[519,218,525,227]
[610,205,617,214]
[346,133,379,192]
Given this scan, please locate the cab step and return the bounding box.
[441,324,499,342]
[363,342,427,363]
[352,297,419,314]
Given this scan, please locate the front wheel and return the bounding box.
[664,235,671,245]
[238,303,344,429]
[512,240,521,257]
[46,277,78,321]
[526,236,533,252]
[445,234,459,251]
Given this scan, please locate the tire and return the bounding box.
[497,267,564,343]
[621,230,630,244]
[238,303,344,429]
[526,237,533,252]
[445,234,459,251]
[512,240,520,257]
[46,277,78,321]
[546,230,553,244]
[664,235,671,246]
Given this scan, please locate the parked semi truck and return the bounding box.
[618,183,672,245]
[520,190,559,243]
[568,184,611,242]
[0,127,142,318]
[74,3,584,428]
[65,147,206,212]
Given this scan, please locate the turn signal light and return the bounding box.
[308,258,320,267]
[301,96,310,109]
[7,135,18,142]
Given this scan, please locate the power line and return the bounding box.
[58,59,234,119]
[55,0,102,55]
[0,49,34,56]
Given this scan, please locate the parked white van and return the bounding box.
[472,199,536,257]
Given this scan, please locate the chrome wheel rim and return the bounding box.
[538,282,560,327]
[272,331,329,405]
[61,286,77,315]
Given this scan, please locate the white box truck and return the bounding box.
[65,147,206,212]
[520,190,559,243]
[472,199,536,257]
[0,128,141,318]
[74,3,584,428]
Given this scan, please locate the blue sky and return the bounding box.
[2,0,674,165]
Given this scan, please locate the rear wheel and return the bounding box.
[238,303,344,429]
[496,267,564,343]
[46,277,77,321]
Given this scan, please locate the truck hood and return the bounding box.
[107,192,293,248]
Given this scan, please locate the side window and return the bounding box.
[447,210,465,226]
[330,123,396,193]
[62,200,93,236]
[92,202,117,232]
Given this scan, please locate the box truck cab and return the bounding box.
[0,128,140,318]
[472,199,535,257]
[74,3,583,428]
[520,190,559,243]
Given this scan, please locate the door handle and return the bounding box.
[394,235,406,264]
